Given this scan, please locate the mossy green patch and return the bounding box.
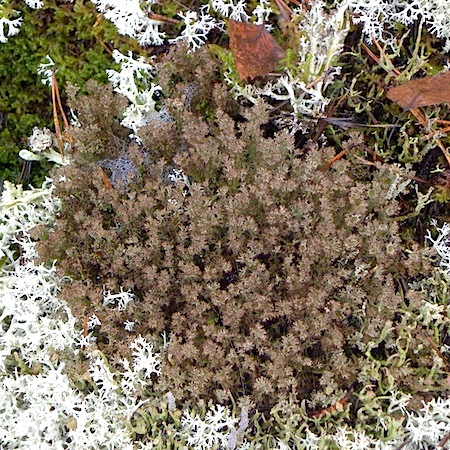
[0,0,142,187]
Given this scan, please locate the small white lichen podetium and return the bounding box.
[0,15,22,43]
[403,397,450,448]
[89,0,165,46]
[348,0,450,52]
[170,5,222,51]
[261,0,350,118]
[37,54,55,86]
[0,0,44,44]
[106,50,162,133]
[181,404,238,450]
[223,0,350,120]
[0,178,60,266]
[19,127,69,166]
[102,286,135,311]
[427,220,450,277]
[0,0,66,43]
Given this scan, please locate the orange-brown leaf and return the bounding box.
[99,166,113,189]
[228,19,286,81]
[386,71,450,110]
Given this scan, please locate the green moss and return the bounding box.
[0,0,141,186]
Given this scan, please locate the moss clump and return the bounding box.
[35,45,435,414]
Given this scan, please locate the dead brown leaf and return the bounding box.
[386,71,450,110]
[228,19,286,81]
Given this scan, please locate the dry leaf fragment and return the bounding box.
[99,166,113,189]
[228,19,286,81]
[386,71,450,110]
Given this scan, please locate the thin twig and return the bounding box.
[51,70,64,160]
[94,34,113,56]
[320,148,349,171]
